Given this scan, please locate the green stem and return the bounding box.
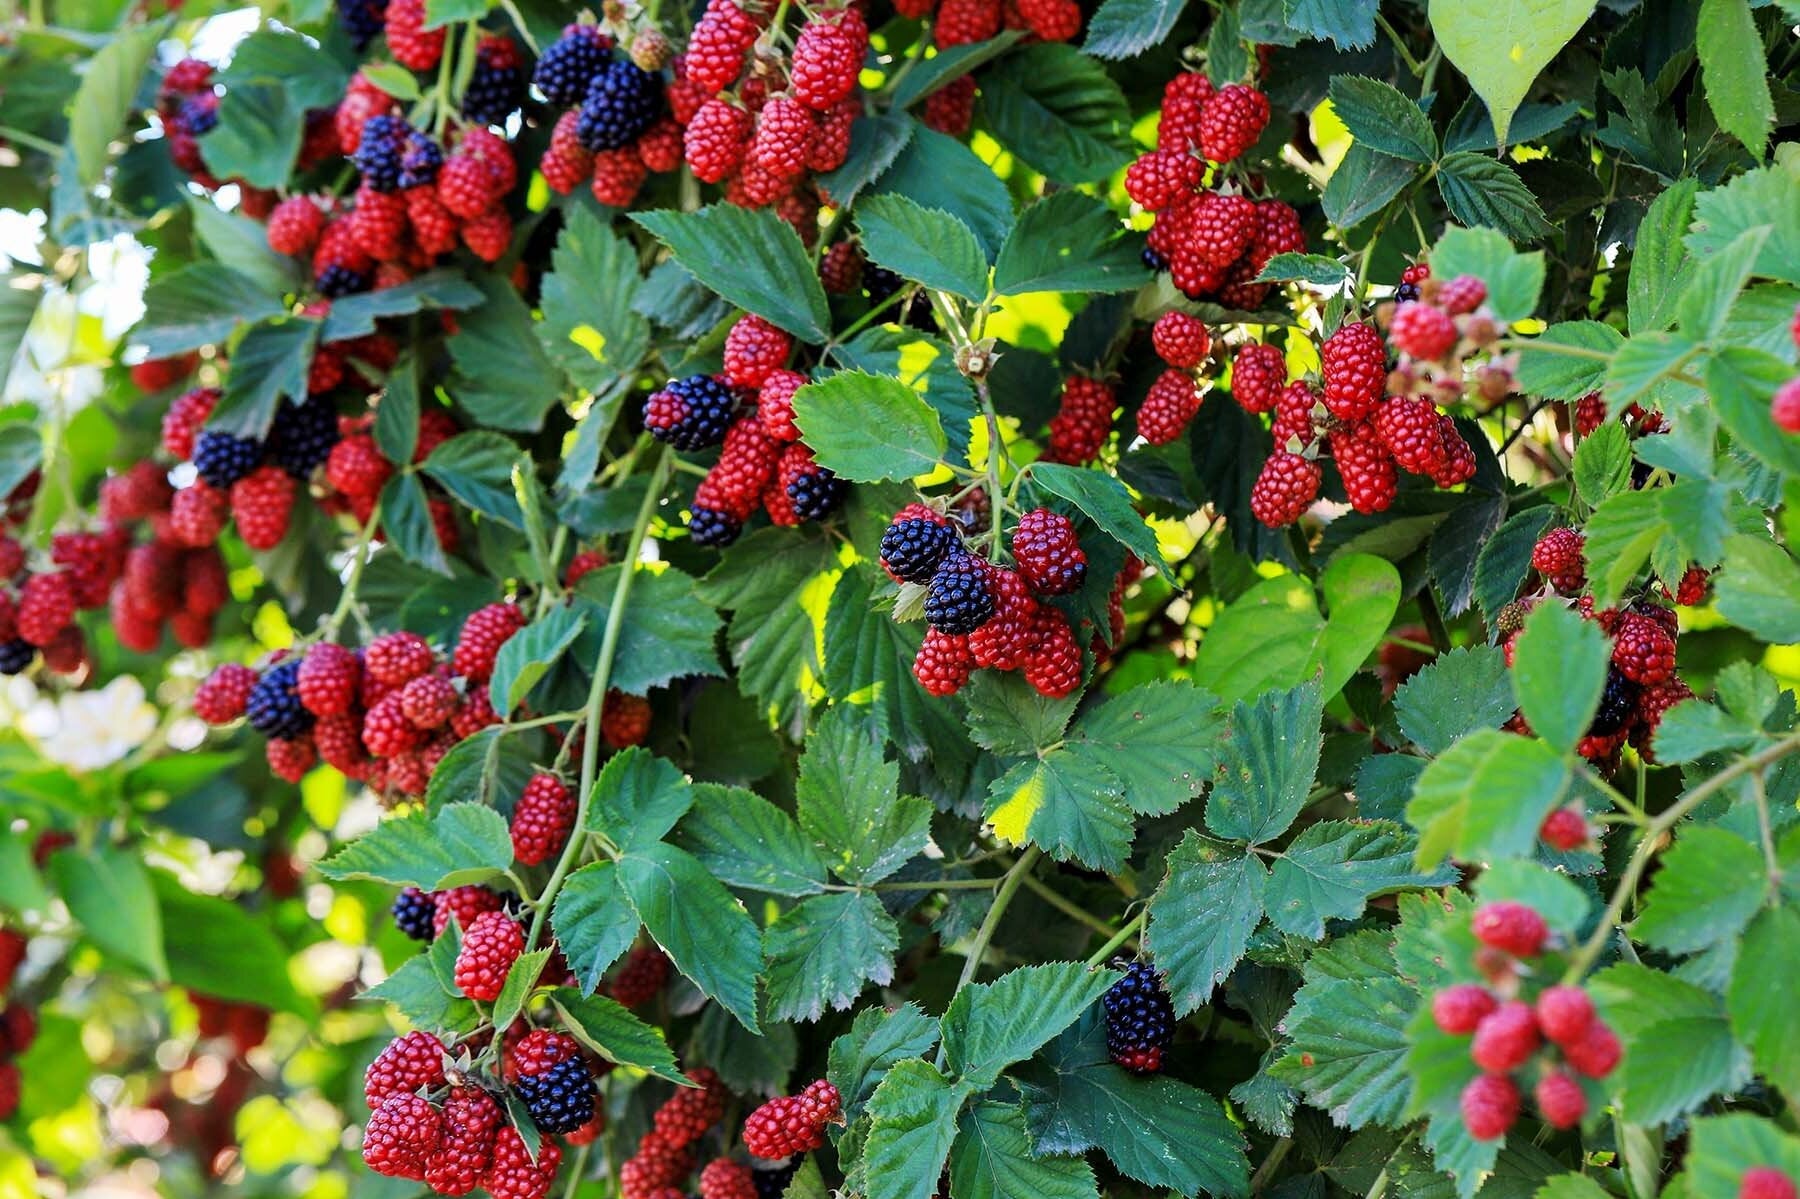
[324,500,383,639]
[1250,1137,1294,1193]
[0,125,61,157]
[561,1143,590,1198]
[1561,729,1800,982]
[1019,872,1129,944]
[432,31,457,138]
[1373,13,1423,76]
[934,847,1042,1067]
[1084,910,1146,968]
[865,876,999,892]
[525,449,670,954]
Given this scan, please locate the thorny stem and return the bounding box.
[525,449,670,954]
[1561,729,1800,983]
[324,500,384,640]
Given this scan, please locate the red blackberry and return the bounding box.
[455,910,525,1001]
[535,25,610,107]
[1186,191,1256,268]
[1437,274,1488,315]
[230,466,297,551]
[1320,321,1386,421]
[742,1080,841,1159]
[391,886,436,940]
[610,944,670,1007]
[686,99,753,183]
[578,59,664,151]
[365,630,434,686]
[461,208,513,261]
[437,155,499,219]
[1472,901,1548,957]
[791,17,862,110]
[1611,611,1677,686]
[1230,342,1286,413]
[923,552,995,635]
[246,658,315,739]
[1389,301,1457,361]
[192,430,265,488]
[755,369,808,442]
[1137,368,1204,445]
[1374,397,1448,474]
[482,1126,561,1199]
[297,642,361,717]
[934,0,1003,45]
[1102,958,1175,1075]
[364,1030,447,1108]
[266,735,317,782]
[363,690,427,756]
[701,1159,758,1199]
[424,1086,504,1196]
[1124,150,1203,212]
[1197,84,1269,163]
[463,36,526,125]
[399,674,457,729]
[431,884,504,938]
[1431,983,1497,1035]
[1157,71,1213,153]
[914,629,975,696]
[1538,807,1589,851]
[1151,312,1210,368]
[362,1092,441,1179]
[1250,451,1321,528]
[968,567,1036,670]
[653,1067,727,1147]
[1534,985,1596,1047]
[195,662,259,724]
[1459,1073,1519,1141]
[1010,509,1086,596]
[1741,1169,1798,1199]
[326,433,393,499]
[1044,376,1117,464]
[511,773,575,866]
[383,0,443,71]
[1022,606,1082,698]
[453,602,526,681]
[267,196,325,255]
[1561,1020,1621,1079]
[162,387,219,459]
[1530,527,1586,595]
[513,1052,596,1135]
[1250,199,1307,269]
[1329,420,1398,514]
[723,316,793,389]
[1272,381,1321,448]
[1470,1000,1540,1072]
[645,375,741,450]
[1427,417,1477,488]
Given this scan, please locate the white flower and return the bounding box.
[34,676,159,772]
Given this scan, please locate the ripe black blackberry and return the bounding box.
[392,887,436,941]
[352,115,408,192]
[462,39,527,126]
[1103,958,1175,1075]
[576,59,663,151]
[178,95,219,136]
[0,639,35,674]
[337,0,390,50]
[192,430,264,489]
[752,1159,803,1198]
[1396,282,1420,303]
[880,517,958,583]
[246,659,316,739]
[863,264,934,331]
[397,132,442,189]
[788,468,847,521]
[1142,246,1169,272]
[688,507,743,547]
[269,396,340,478]
[317,264,373,298]
[512,1057,596,1134]
[923,552,995,635]
[1589,667,1641,737]
[533,26,609,108]
[643,375,739,451]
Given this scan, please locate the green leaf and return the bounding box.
[187,198,301,299]
[1510,603,1609,753]
[423,725,540,815]
[1696,0,1774,157]
[986,751,1134,871]
[537,206,650,397]
[762,891,899,1024]
[218,29,351,109]
[1681,1116,1800,1199]
[1255,253,1352,286]
[0,832,48,917]
[1572,419,1632,508]
[1678,226,1770,342]
[696,528,839,728]
[444,276,567,433]
[976,44,1134,185]
[1190,575,1322,705]
[1323,145,1419,229]
[131,265,287,357]
[1436,152,1552,242]
[1428,0,1597,146]
[1605,331,1701,410]
[678,782,828,896]
[1083,0,1190,59]
[1146,833,1267,1015]
[1709,348,1800,478]
[993,192,1148,296]
[962,670,1077,755]
[796,707,931,885]
[824,567,966,762]
[830,1002,942,1121]
[1318,553,1403,699]
[373,354,422,465]
[1514,322,1624,401]
[631,205,830,342]
[1591,964,1751,1125]
[867,126,1015,262]
[485,604,585,715]
[1028,463,1171,577]
[573,564,726,695]
[201,82,301,189]
[1018,1013,1251,1198]
[791,371,947,483]
[618,843,763,1033]
[424,431,527,528]
[69,22,164,186]
[51,847,166,982]
[863,1059,971,1199]
[549,988,687,1085]
[550,862,635,994]
[1714,534,1800,643]
[379,472,451,575]
[1389,648,1519,752]
[424,0,490,28]
[490,948,552,1032]
[816,112,915,209]
[1273,971,1414,1130]
[833,327,977,465]
[1354,753,1426,823]
[321,271,482,342]
[953,1101,1098,1199]
[943,962,1119,1089]
[1066,680,1223,817]
[855,194,989,302]
[1689,165,1800,285]
[208,319,319,440]
[1328,76,1436,163]
[1406,730,1570,868]
[1474,508,1556,622]
[317,804,513,888]
[1429,226,1545,324]
[1630,179,1699,334]
[365,954,478,1034]
[1263,821,1455,940]
[587,747,694,854]
[1205,680,1325,845]
[360,62,423,100]
[1285,0,1379,47]
[890,34,1025,108]
[1634,826,1767,954]
[154,875,306,1014]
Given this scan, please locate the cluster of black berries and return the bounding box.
[1103,958,1176,1074]
[533,25,663,152]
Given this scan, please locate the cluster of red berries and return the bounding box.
[890,0,1084,135]
[620,1067,729,1199]
[741,1078,842,1160]
[883,503,1119,699]
[0,929,35,1122]
[671,3,864,237]
[1136,312,1213,445]
[1765,304,1800,432]
[1435,902,1620,1140]
[1044,375,1120,466]
[1381,265,1514,406]
[1504,527,1696,767]
[1129,73,1302,308]
[153,58,285,212]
